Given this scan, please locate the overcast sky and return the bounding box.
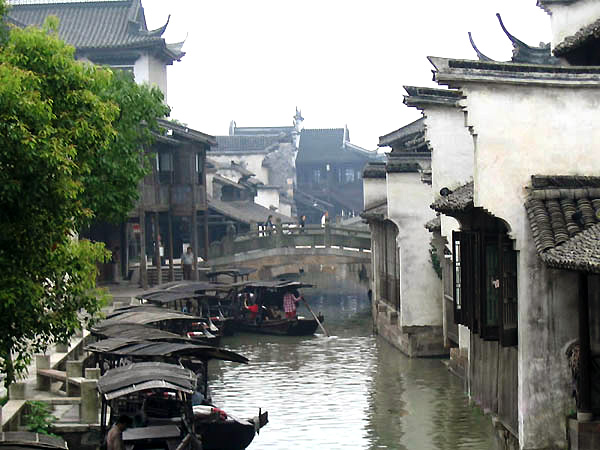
[142,1,551,150]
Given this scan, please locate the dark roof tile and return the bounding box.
[209,198,293,225]
[7,0,182,59]
[213,135,280,153]
[297,128,376,164]
[362,162,386,179]
[360,200,387,221]
[431,182,474,214]
[525,175,600,273]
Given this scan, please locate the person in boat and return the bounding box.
[244,296,260,322]
[106,414,132,450]
[283,289,303,319]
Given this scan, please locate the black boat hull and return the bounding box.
[236,317,322,336]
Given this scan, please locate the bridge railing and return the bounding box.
[208,221,371,259]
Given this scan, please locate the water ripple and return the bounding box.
[208,298,497,450]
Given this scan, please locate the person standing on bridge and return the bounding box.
[283,290,303,319]
[181,246,194,280]
[321,210,329,227]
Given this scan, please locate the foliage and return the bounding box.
[429,241,442,280]
[0,3,167,386]
[24,401,57,435]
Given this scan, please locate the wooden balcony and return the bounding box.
[132,183,206,215]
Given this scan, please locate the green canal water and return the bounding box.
[208,293,498,450]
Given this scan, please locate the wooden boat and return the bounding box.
[237,316,323,336]
[98,305,221,346]
[0,432,68,449]
[138,282,237,337]
[97,362,268,450]
[233,280,324,336]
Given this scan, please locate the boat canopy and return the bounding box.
[97,362,196,400]
[0,432,68,449]
[206,267,256,279]
[99,306,203,327]
[91,323,191,342]
[86,338,248,363]
[233,280,314,290]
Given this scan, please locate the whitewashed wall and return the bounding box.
[542,0,600,50]
[363,177,387,209]
[461,81,600,449]
[256,187,280,211]
[423,104,474,359]
[386,172,441,328]
[134,53,168,102]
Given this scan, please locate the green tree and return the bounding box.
[0,3,168,387]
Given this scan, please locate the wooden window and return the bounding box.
[453,229,517,346]
[500,242,518,347]
[157,152,173,184]
[196,153,204,185]
[481,238,500,340]
[452,231,463,324]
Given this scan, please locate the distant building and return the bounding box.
[209,109,303,218]
[7,0,214,286]
[6,0,184,103]
[296,127,380,224]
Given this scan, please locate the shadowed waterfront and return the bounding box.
[209,293,497,450]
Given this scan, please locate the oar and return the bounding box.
[301,297,329,337]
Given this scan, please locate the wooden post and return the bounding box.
[154,212,162,286]
[578,272,592,420]
[168,211,175,282]
[140,211,148,289]
[203,209,209,262]
[192,210,199,281]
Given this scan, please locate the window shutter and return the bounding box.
[500,242,518,347]
[452,231,464,325]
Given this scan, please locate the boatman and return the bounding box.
[283,290,302,319]
[106,415,132,450]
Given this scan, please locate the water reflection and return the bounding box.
[208,294,497,449]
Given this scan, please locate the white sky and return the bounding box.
[142,1,551,150]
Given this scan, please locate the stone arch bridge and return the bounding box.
[207,223,372,292]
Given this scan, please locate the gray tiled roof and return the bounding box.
[404,86,462,109]
[296,129,375,164]
[553,17,600,56]
[431,182,474,214]
[360,200,387,221]
[7,0,182,58]
[525,175,600,273]
[362,162,386,179]
[209,198,293,225]
[212,135,280,153]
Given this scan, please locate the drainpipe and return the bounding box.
[578,271,592,422]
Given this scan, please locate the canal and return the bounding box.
[208,292,498,450]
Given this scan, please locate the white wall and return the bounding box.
[134,53,168,102]
[363,178,387,209]
[423,103,474,245]
[424,105,474,205]
[386,172,441,328]
[256,188,280,211]
[464,83,600,249]
[543,0,600,50]
[461,81,600,449]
